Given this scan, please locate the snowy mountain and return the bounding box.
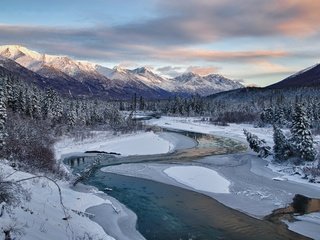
[173,72,244,96]
[0,45,243,98]
[267,63,320,89]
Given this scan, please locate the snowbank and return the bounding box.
[149,117,320,187]
[55,131,174,159]
[285,212,320,240]
[164,166,230,194]
[0,163,114,240]
[148,116,274,145]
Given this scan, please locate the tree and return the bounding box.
[290,104,317,161]
[273,125,292,162]
[243,129,271,158]
[0,81,7,150]
[260,107,273,125]
[139,96,145,111]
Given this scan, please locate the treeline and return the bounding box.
[117,94,208,116]
[119,88,320,132]
[0,69,139,172]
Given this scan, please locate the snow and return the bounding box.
[272,177,288,181]
[55,131,174,159]
[148,116,274,145]
[164,166,230,194]
[0,163,114,240]
[173,72,243,96]
[148,117,320,186]
[0,130,174,240]
[285,212,320,240]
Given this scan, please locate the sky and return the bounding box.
[0,0,320,86]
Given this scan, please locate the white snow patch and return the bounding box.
[285,212,320,240]
[272,177,288,181]
[164,166,230,194]
[55,131,173,159]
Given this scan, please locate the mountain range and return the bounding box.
[0,45,243,99]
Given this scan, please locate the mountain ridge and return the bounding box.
[0,45,244,98]
[267,63,320,89]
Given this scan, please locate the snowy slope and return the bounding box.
[267,63,320,89]
[0,162,114,240]
[0,45,107,81]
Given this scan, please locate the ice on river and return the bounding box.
[164,166,230,194]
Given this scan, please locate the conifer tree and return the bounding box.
[273,125,292,162]
[243,129,271,158]
[290,104,317,161]
[0,80,7,150]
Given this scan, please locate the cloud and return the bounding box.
[252,61,291,73]
[156,66,183,77]
[0,23,290,64]
[186,66,220,76]
[0,0,318,88]
[118,61,139,68]
[155,0,320,39]
[276,1,320,36]
[137,47,288,63]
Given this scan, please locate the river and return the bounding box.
[65,130,311,240]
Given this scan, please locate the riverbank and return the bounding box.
[95,117,319,239]
[0,161,115,240]
[54,131,177,160]
[148,116,320,187]
[0,130,183,240]
[54,130,194,240]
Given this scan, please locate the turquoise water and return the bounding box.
[85,171,306,240]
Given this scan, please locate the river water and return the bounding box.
[65,130,309,240]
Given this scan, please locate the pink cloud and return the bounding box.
[186,66,220,76]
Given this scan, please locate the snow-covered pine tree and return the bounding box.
[260,107,273,125]
[0,80,7,150]
[243,129,271,158]
[274,107,285,127]
[290,104,317,161]
[273,125,292,162]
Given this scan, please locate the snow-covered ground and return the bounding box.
[164,166,230,194]
[148,116,320,187]
[148,116,274,145]
[55,131,174,160]
[0,162,114,240]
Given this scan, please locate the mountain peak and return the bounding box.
[132,66,154,75]
[113,65,127,73]
[0,45,42,60]
[174,72,200,82]
[182,72,199,77]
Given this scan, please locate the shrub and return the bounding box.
[1,112,56,172]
